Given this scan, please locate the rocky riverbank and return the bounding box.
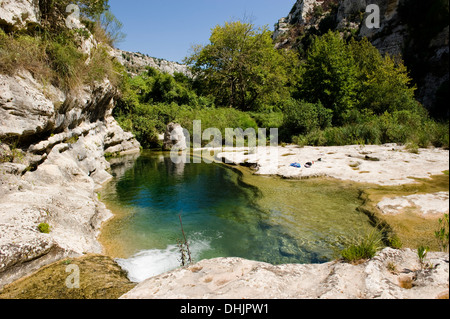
[217,144,449,186]
[0,72,140,288]
[121,248,449,299]
[0,0,142,289]
[217,144,449,247]
[119,145,448,300]
[218,144,449,217]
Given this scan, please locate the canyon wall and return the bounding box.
[273,0,449,117]
[0,0,140,287]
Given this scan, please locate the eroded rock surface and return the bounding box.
[120,248,449,299]
[0,45,140,290]
[377,192,449,216]
[218,144,449,186]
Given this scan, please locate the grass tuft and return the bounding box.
[340,230,384,264]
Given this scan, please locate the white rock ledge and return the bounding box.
[377,192,450,216]
[120,248,449,299]
[218,144,449,186]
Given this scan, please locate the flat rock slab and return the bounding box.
[218,144,449,186]
[120,248,449,299]
[377,192,449,216]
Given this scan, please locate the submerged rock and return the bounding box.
[377,192,450,216]
[278,237,299,257]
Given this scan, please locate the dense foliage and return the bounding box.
[289,31,448,148]
[113,68,258,148]
[1,0,447,151]
[185,21,297,111]
[114,23,448,150]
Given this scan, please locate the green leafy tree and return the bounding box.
[298,31,359,125]
[283,99,332,139]
[185,21,295,111]
[349,38,420,115]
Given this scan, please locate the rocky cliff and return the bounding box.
[112,49,190,77]
[273,0,449,118]
[0,0,140,287]
[0,0,40,32]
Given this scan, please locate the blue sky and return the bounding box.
[108,0,295,63]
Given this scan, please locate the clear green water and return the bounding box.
[100,151,377,282]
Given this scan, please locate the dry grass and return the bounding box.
[398,274,415,289]
[0,30,52,81]
[0,28,122,93]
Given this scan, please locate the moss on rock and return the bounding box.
[0,254,136,299]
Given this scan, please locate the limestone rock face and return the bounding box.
[0,91,140,288]
[273,0,407,55]
[0,0,40,31]
[0,1,141,288]
[113,49,190,77]
[287,0,317,25]
[163,123,187,151]
[120,248,449,299]
[0,71,58,140]
[273,0,319,42]
[272,0,449,112]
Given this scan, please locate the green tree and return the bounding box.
[283,99,332,139]
[349,37,420,115]
[185,21,294,111]
[298,31,359,125]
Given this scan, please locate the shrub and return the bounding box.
[0,30,51,81]
[417,245,430,269]
[282,99,332,141]
[46,39,85,90]
[405,141,420,154]
[435,214,449,252]
[298,31,359,125]
[250,112,284,131]
[388,235,403,249]
[290,108,449,149]
[340,231,383,264]
[85,44,123,87]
